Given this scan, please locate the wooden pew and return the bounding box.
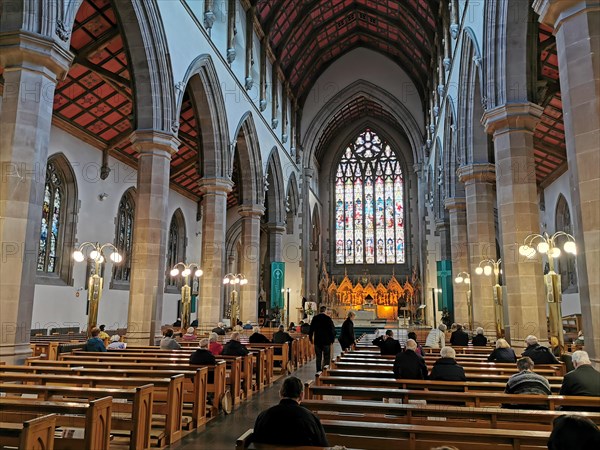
[2,364,208,429]
[0,413,57,450]
[0,396,112,450]
[0,383,153,450]
[0,372,184,445]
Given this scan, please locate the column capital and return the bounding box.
[238,204,265,218]
[413,162,424,176]
[130,130,180,156]
[198,177,234,195]
[303,168,315,179]
[457,163,496,184]
[435,218,449,231]
[444,197,466,210]
[266,222,287,234]
[481,103,544,136]
[0,31,73,80]
[533,0,599,30]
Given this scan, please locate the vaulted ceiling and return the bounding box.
[255,0,439,104]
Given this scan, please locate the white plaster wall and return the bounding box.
[301,48,425,136]
[32,126,201,332]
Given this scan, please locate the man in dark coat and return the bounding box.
[522,335,560,364]
[253,376,328,447]
[338,311,356,351]
[189,339,217,365]
[222,332,249,356]
[560,351,600,411]
[393,339,428,380]
[272,325,294,345]
[472,327,488,346]
[450,324,469,346]
[309,306,336,372]
[429,346,467,381]
[372,330,402,356]
[211,322,226,336]
[300,321,310,335]
[249,326,271,344]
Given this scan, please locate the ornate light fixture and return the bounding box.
[519,231,577,348]
[170,262,203,330]
[453,272,473,331]
[72,242,123,337]
[474,258,504,338]
[223,273,248,324]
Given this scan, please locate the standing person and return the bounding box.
[252,376,328,447]
[338,311,356,351]
[309,306,336,373]
[372,330,401,355]
[450,324,469,346]
[160,328,181,350]
[425,323,446,349]
[472,327,488,346]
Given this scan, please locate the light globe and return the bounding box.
[240,278,248,285]
[170,268,180,277]
[195,269,203,277]
[537,241,550,254]
[548,247,561,258]
[90,250,99,260]
[182,268,191,277]
[73,250,85,262]
[223,277,230,284]
[475,266,484,275]
[483,265,493,276]
[464,277,470,285]
[455,276,463,284]
[110,252,123,263]
[563,241,576,255]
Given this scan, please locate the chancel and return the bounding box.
[0,0,599,449]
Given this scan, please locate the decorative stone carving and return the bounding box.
[443,57,451,71]
[245,76,254,90]
[450,24,459,39]
[271,118,279,129]
[227,48,236,64]
[204,10,216,30]
[56,20,71,42]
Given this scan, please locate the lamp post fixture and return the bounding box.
[281,287,291,328]
[72,242,123,337]
[170,262,203,330]
[431,287,442,326]
[519,231,577,348]
[223,273,248,325]
[474,258,504,338]
[453,272,473,332]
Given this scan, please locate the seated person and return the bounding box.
[172,317,182,327]
[472,327,488,346]
[222,332,249,356]
[98,324,109,341]
[232,320,244,332]
[429,346,466,381]
[522,335,559,364]
[574,330,584,346]
[548,415,600,450]
[182,327,197,341]
[272,325,293,344]
[190,318,199,327]
[160,328,181,350]
[208,332,223,355]
[425,323,447,349]
[252,376,328,447]
[107,334,126,350]
[393,339,428,380]
[504,357,551,409]
[372,330,401,355]
[190,339,217,365]
[249,326,271,344]
[487,338,517,363]
[243,320,253,330]
[300,321,310,335]
[288,322,296,332]
[550,336,563,358]
[560,350,600,410]
[407,331,424,356]
[84,328,107,352]
[450,324,469,346]
[212,322,227,336]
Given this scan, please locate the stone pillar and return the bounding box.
[445,198,470,326]
[483,103,547,348]
[435,219,452,261]
[301,168,314,299]
[458,164,498,334]
[535,0,600,361]
[267,223,286,262]
[198,177,233,326]
[126,131,179,345]
[0,33,72,363]
[238,205,264,322]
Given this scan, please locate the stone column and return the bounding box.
[445,198,470,326]
[198,177,233,326]
[301,168,314,299]
[483,103,547,348]
[535,0,600,361]
[238,205,264,322]
[126,131,179,345]
[267,223,286,262]
[435,219,452,261]
[458,163,498,334]
[0,33,72,363]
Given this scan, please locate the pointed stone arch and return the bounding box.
[433,137,446,221]
[443,97,463,199]
[177,54,230,180]
[232,113,264,207]
[264,148,286,225]
[285,172,300,234]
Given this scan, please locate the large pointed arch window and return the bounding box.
[112,189,135,284]
[335,129,405,265]
[38,161,63,273]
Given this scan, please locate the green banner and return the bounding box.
[270,262,285,309]
[437,259,454,318]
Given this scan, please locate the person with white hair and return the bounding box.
[429,346,466,381]
[208,332,223,355]
[487,338,517,363]
[211,322,226,336]
[222,332,249,356]
[393,339,428,380]
[189,338,216,365]
[560,351,600,400]
[472,327,488,346]
[182,327,197,341]
[107,334,126,350]
[522,335,560,364]
[425,323,447,349]
[249,326,271,344]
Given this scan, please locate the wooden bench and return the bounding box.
[0,413,57,450]
[0,396,112,450]
[0,383,153,450]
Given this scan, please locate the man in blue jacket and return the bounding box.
[84,327,107,352]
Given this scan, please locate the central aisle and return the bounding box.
[166,346,337,450]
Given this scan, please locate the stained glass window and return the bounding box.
[38,162,62,273]
[166,213,183,288]
[113,190,134,282]
[335,129,405,265]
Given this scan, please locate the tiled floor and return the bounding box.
[166,348,334,450]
